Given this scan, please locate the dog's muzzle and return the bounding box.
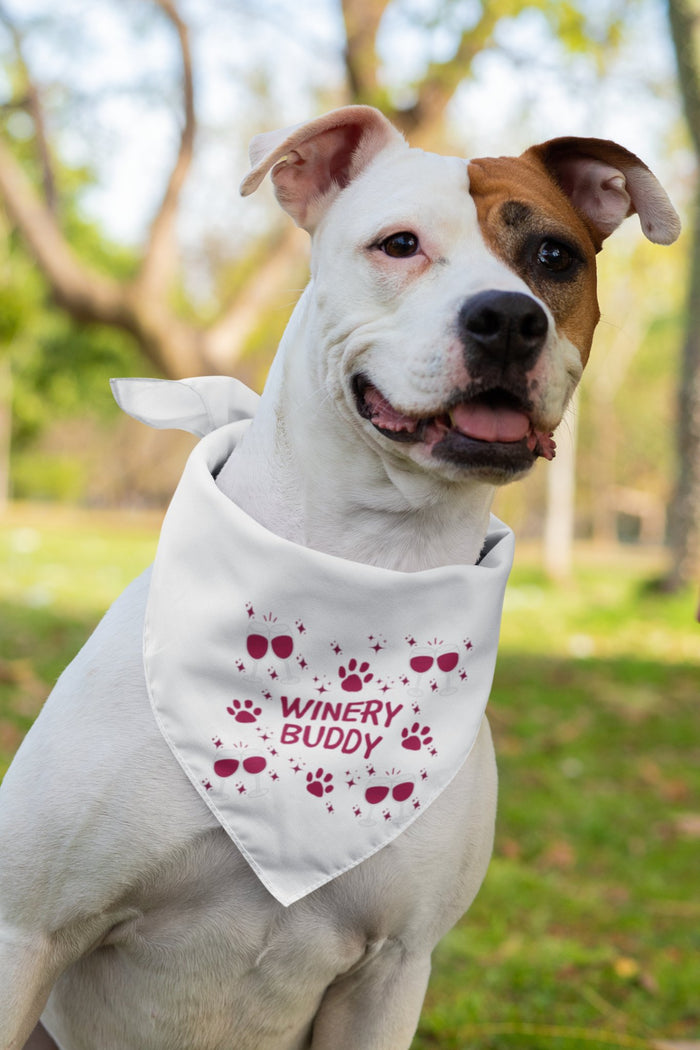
[353,290,555,477]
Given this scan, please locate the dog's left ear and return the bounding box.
[523,137,681,248]
[240,105,405,232]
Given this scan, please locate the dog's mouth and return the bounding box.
[353,376,556,472]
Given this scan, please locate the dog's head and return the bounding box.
[241,106,680,485]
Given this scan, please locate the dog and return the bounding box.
[0,105,679,1050]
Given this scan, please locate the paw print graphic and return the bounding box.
[339,658,373,692]
[401,723,434,751]
[227,699,262,724]
[306,768,334,797]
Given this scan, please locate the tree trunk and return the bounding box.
[0,354,11,512]
[665,180,700,587]
[543,392,578,580]
[665,0,700,588]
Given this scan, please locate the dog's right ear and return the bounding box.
[240,105,405,232]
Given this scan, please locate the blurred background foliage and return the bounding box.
[0,0,696,587]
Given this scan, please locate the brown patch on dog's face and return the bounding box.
[468,154,601,365]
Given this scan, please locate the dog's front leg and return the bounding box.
[0,926,64,1050]
[310,944,431,1050]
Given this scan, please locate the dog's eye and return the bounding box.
[536,239,576,273]
[380,232,420,258]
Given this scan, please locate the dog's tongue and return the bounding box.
[450,402,531,443]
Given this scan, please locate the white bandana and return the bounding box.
[112,377,514,906]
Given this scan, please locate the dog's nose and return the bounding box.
[458,290,548,368]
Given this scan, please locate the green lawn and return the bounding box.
[1,505,698,1050]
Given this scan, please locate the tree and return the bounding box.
[666,0,700,588]
[0,0,624,381]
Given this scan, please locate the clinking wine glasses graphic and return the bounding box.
[246,614,299,683]
[361,773,415,825]
[408,640,460,697]
[214,751,268,798]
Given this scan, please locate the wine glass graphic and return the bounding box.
[390,779,415,819]
[213,757,239,779]
[437,647,459,696]
[245,623,269,681]
[408,649,434,697]
[270,625,298,683]
[361,777,415,824]
[242,753,268,798]
[361,778,390,825]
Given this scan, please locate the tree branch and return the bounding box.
[340,0,391,106]
[134,0,196,299]
[203,225,305,371]
[0,136,123,321]
[394,6,501,137]
[0,133,216,377]
[0,3,58,213]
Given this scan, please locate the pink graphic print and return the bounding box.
[226,604,478,821]
[362,775,416,824]
[306,768,334,797]
[246,614,298,683]
[213,751,269,798]
[214,758,239,778]
[339,659,373,692]
[227,699,262,723]
[401,724,433,751]
[408,649,434,696]
[436,647,459,695]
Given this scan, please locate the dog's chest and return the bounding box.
[48,835,360,1049]
[45,820,459,1050]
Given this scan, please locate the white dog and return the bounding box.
[0,106,679,1050]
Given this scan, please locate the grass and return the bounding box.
[1,504,698,1050]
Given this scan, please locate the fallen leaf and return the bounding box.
[653,1042,700,1049]
[613,956,640,979]
[673,813,700,838]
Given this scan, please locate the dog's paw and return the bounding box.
[339,658,373,692]
[306,768,334,797]
[401,723,433,751]
[227,698,262,723]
